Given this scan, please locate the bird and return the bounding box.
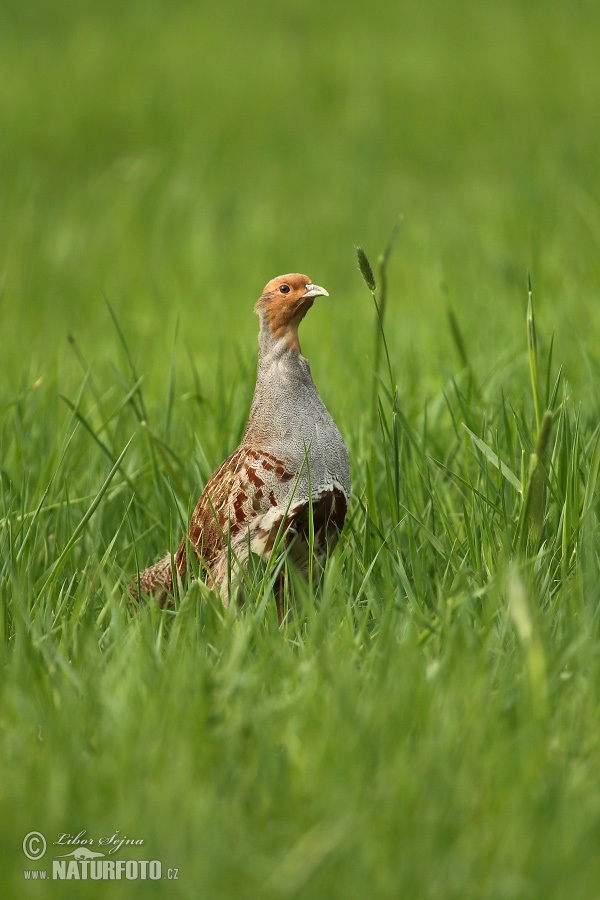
[130,273,351,617]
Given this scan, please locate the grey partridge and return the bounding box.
[131,273,351,612]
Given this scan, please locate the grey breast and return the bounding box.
[269,355,351,500]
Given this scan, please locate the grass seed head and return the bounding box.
[356,246,377,292]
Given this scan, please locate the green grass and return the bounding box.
[2,0,600,896]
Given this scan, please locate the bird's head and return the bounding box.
[254,273,329,353]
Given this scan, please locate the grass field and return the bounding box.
[1,0,600,897]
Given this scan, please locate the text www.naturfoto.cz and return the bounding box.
[24,860,167,880]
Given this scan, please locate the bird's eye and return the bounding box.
[279,284,291,294]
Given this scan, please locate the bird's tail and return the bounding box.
[129,553,175,604]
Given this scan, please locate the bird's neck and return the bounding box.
[242,320,316,445]
[256,320,312,384]
[256,299,314,357]
[257,327,297,361]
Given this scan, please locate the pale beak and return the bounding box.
[302,283,329,299]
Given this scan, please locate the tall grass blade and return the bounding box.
[527,273,541,437]
[463,424,522,492]
[36,437,134,601]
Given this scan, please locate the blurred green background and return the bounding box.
[2,2,600,897]
[2,0,599,416]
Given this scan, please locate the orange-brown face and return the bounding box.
[254,273,329,352]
